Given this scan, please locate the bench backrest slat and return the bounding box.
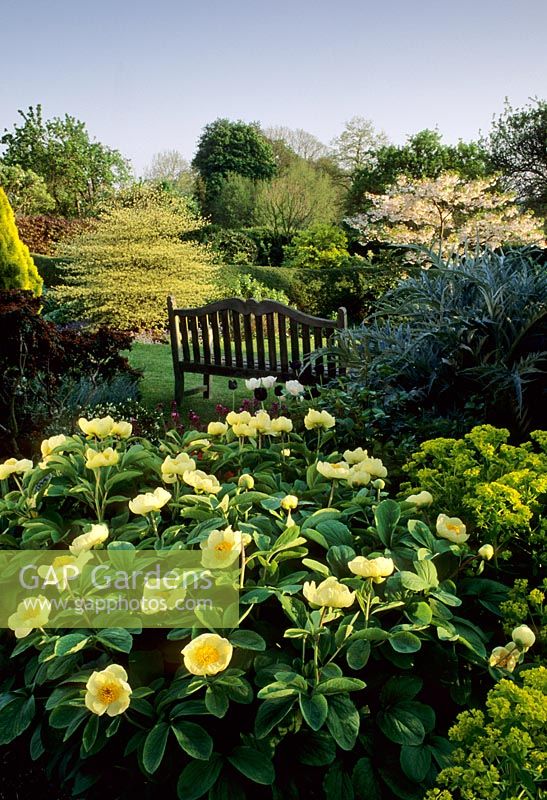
[188,316,201,363]
[278,314,289,372]
[266,313,277,371]
[220,309,232,367]
[255,314,266,370]
[210,311,222,364]
[231,310,244,367]
[199,314,211,365]
[243,313,254,368]
[289,317,300,368]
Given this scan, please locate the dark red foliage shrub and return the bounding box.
[15,215,92,255]
[0,290,140,455]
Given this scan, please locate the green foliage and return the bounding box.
[207,172,259,228]
[54,185,221,331]
[0,187,42,295]
[0,163,55,215]
[221,272,289,304]
[426,667,547,800]
[0,407,524,799]
[484,97,547,216]
[254,160,340,237]
[1,105,131,217]
[401,425,547,571]
[192,118,276,212]
[347,129,492,214]
[329,247,547,434]
[283,223,352,269]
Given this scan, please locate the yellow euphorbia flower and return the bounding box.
[129,487,171,515]
[200,526,245,569]
[207,421,228,436]
[226,410,252,426]
[161,453,196,483]
[85,447,119,470]
[348,556,394,583]
[85,665,132,716]
[436,514,469,544]
[78,416,115,438]
[316,461,350,480]
[69,523,109,555]
[303,576,355,608]
[181,633,233,676]
[304,409,336,430]
[183,470,221,494]
[8,596,51,638]
[0,457,33,480]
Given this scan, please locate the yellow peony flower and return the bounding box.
[141,571,186,614]
[37,552,91,591]
[303,576,355,608]
[0,457,33,480]
[405,490,433,507]
[183,469,221,494]
[69,523,109,555]
[281,494,298,510]
[316,461,351,480]
[8,596,51,638]
[343,447,369,465]
[231,422,257,439]
[511,625,536,650]
[207,421,228,436]
[226,410,252,426]
[270,416,293,434]
[39,434,67,468]
[129,487,172,515]
[488,642,519,672]
[238,474,254,490]
[85,447,119,470]
[85,665,132,716]
[161,452,196,484]
[346,464,372,487]
[281,448,291,457]
[249,410,272,434]
[200,526,245,569]
[478,543,494,561]
[304,409,336,430]
[111,420,132,438]
[181,633,233,676]
[78,416,115,438]
[436,514,469,544]
[348,555,395,583]
[358,457,387,479]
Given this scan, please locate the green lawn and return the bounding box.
[128,342,249,419]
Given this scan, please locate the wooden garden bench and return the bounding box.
[167,296,348,403]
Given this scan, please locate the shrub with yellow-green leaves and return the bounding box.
[0,185,43,295]
[426,666,547,800]
[0,412,540,799]
[54,185,221,331]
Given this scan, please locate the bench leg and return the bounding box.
[174,368,185,407]
[203,374,211,400]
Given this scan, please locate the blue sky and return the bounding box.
[2,0,546,175]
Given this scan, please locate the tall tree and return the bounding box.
[346,130,492,214]
[484,97,547,216]
[330,116,390,173]
[0,163,55,215]
[192,119,276,213]
[1,105,131,217]
[143,149,195,195]
[263,126,329,161]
